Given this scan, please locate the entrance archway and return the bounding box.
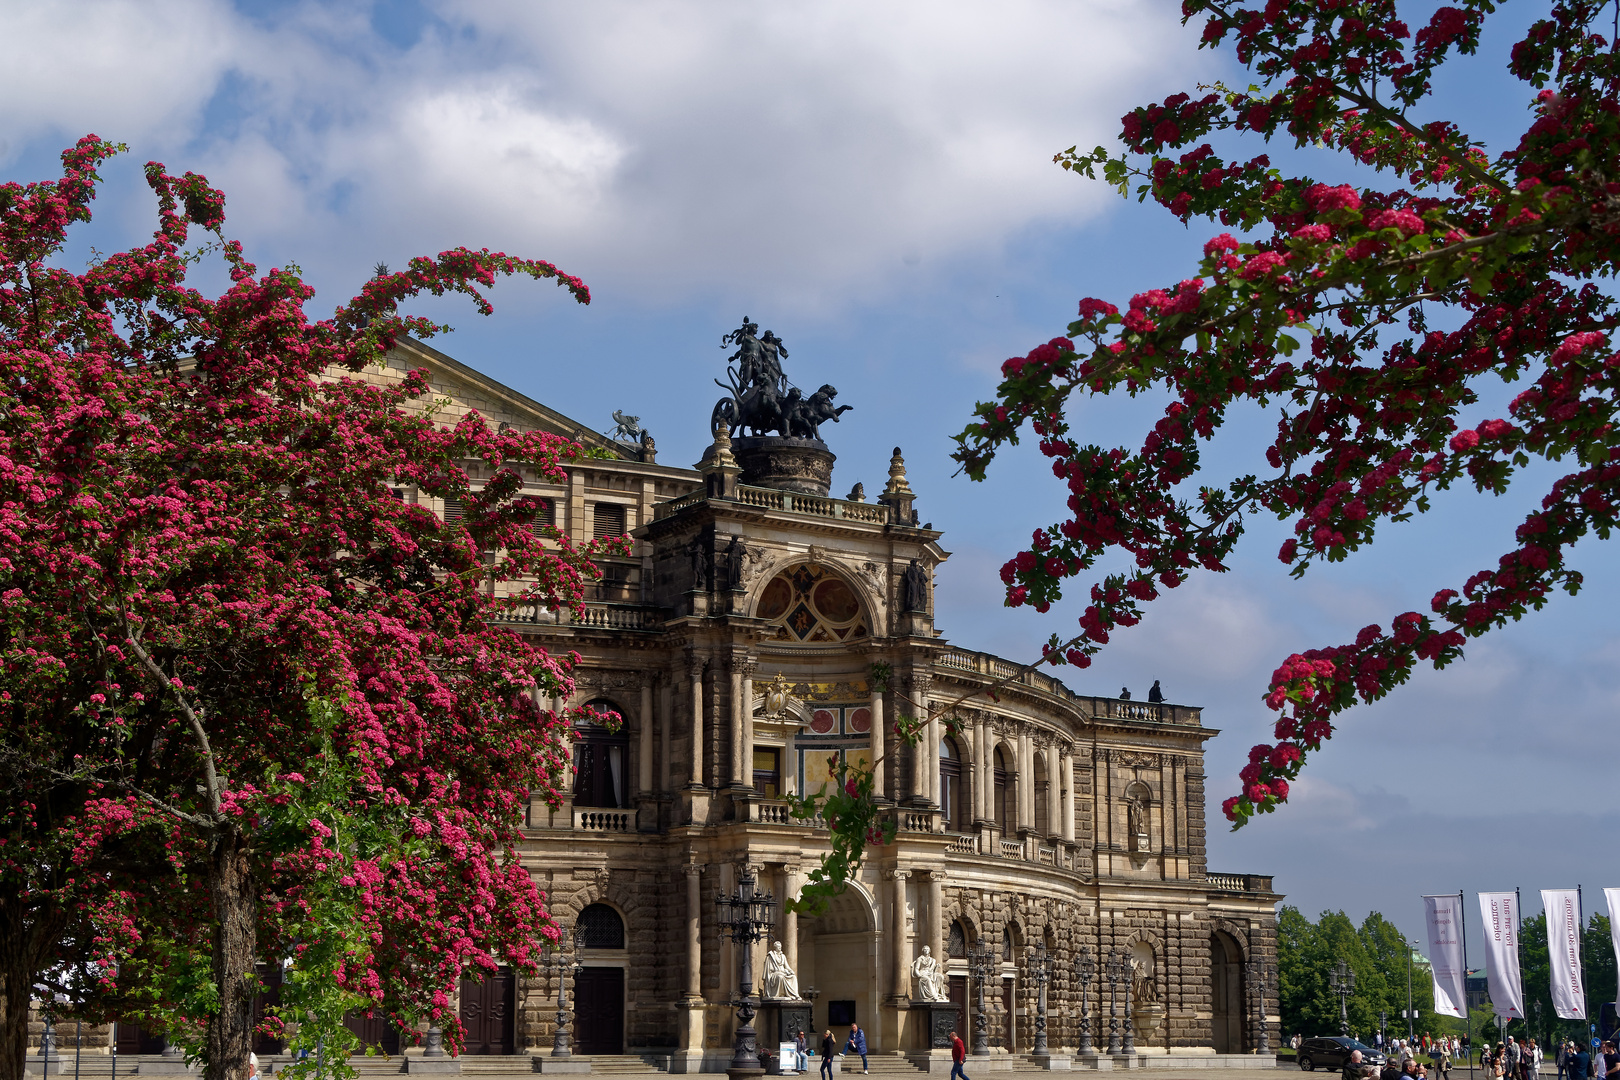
[1209,932,1245,1054]
[797,885,877,1041]
[575,904,627,1055]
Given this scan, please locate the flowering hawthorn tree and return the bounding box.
[0,136,617,1080]
[951,0,1620,827]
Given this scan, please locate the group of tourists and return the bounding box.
[1556,1037,1619,1080]
[1480,1036,1545,1079]
[786,1023,870,1077]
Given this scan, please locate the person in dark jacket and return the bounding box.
[1345,1050,1375,1080]
[820,1030,836,1080]
[950,1030,970,1080]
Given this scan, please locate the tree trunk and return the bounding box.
[0,953,32,1080]
[204,826,257,1080]
[0,892,64,1080]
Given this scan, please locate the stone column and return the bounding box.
[685,865,704,997]
[687,658,705,787]
[1061,747,1076,842]
[868,687,885,799]
[888,869,911,999]
[1017,731,1033,831]
[659,678,673,792]
[909,674,933,805]
[784,865,802,971]
[730,663,747,787]
[678,863,706,1066]
[1045,749,1061,838]
[977,718,991,822]
[638,678,654,795]
[740,658,757,790]
[927,871,945,963]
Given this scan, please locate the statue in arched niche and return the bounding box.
[1129,941,1157,1005]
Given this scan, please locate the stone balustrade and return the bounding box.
[1205,872,1275,893]
[574,809,632,832]
[496,600,663,631]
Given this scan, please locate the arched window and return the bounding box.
[939,737,967,832]
[576,903,626,949]
[573,700,629,809]
[993,746,1012,831]
[1002,923,1021,961]
[948,921,968,959]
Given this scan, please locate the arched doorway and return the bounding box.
[1209,932,1245,1054]
[575,904,627,1055]
[797,886,877,1041]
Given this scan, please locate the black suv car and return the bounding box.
[1297,1037,1388,1072]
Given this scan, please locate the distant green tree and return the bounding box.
[1278,906,1444,1043]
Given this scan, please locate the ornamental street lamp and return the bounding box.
[541,924,587,1057]
[1120,951,1136,1056]
[717,867,777,1078]
[1029,943,1052,1057]
[1330,961,1356,1038]
[1075,947,1096,1056]
[1248,959,1274,1055]
[968,937,997,1057]
[1104,949,1125,1055]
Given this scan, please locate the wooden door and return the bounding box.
[253,965,284,1055]
[343,1010,400,1055]
[1002,977,1015,1051]
[574,967,625,1055]
[114,1022,164,1055]
[459,969,516,1055]
[949,975,967,1041]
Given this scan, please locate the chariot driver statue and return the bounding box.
[711,316,851,440]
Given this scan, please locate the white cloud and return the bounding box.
[10,0,1215,309]
[0,0,238,160]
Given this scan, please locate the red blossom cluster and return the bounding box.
[0,137,610,1075]
[961,0,1620,828]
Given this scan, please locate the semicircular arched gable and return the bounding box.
[753,562,872,644]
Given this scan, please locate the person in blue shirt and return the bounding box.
[1570,1046,1591,1080]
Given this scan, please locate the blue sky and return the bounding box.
[4,0,1616,961]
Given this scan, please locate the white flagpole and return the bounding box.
[1463,890,1473,1079]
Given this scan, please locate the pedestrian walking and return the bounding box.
[846,1023,868,1074]
[821,1030,836,1080]
[950,1030,970,1080]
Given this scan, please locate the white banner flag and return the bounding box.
[1606,889,1620,1011]
[1478,891,1525,1019]
[1541,889,1586,1019]
[1424,894,1468,1018]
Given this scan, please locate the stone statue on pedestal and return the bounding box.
[762,940,801,1000]
[911,945,948,1002]
[902,560,929,613]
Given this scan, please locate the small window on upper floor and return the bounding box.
[529,497,557,535]
[592,503,626,540]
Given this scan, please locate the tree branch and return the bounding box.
[121,619,224,821]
